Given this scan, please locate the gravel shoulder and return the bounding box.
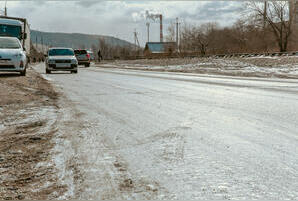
[0,66,66,199]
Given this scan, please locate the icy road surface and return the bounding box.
[34,64,298,199]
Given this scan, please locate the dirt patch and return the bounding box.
[0,66,66,200]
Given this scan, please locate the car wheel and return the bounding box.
[20,69,26,76]
[71,70,78,74]
[46,69,51,74]
[85,63,90,67]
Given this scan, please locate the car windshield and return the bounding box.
[49,49,74,56]
[0,37,21,49]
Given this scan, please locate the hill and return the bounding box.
[31,30,134,50]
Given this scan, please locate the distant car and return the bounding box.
[45,47,78,74]
[87,50,95,61]
[74,49,90,67]
[0,37,27,76]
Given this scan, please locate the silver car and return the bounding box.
[0,37,27,76]
[46,48,78,74]
[74,49,90,67]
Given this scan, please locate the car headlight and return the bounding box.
[13,53,23,58]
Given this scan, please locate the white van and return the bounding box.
[0,17,30,59]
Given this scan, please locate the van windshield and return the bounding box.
[49,49,74,56]
[0,25,22,40]
[0,38,21,49]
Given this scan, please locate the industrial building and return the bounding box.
[144,42,177,56]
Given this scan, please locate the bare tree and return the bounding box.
[180,22,218,55]
[96,38,137,60]
[165,23,176,42]
[230,19,249,52]
[196,22,218,55]
[247,1,295,52]
[98,38,110,59]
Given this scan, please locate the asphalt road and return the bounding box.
[34,63,298,199]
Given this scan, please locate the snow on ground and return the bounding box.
[98,56,298,79]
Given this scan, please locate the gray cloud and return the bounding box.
[5,1,245,46]
[75,1,103,8]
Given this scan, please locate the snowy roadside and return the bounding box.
[95,56,298,79]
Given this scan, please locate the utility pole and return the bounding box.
[134,29,136,51]
[176,17,179,52]
[146,22,150,43]
[35,35,38,50]
[4,0,7,16]
[133,29,140,53]
[41,35,44,53]
[263,1,267,29]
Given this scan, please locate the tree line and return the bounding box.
[90,38,140,60]
[166,1,298,55]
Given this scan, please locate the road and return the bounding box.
[34,63,298,199]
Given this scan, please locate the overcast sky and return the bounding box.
[2,1,244,46]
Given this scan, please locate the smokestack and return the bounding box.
[160,14,163,42]
[145,11,164,42]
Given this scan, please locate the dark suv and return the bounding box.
[74,49,90,67]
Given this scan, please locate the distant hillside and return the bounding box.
[31,30,134,50]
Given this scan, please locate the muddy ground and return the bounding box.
[0,67,66,200]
